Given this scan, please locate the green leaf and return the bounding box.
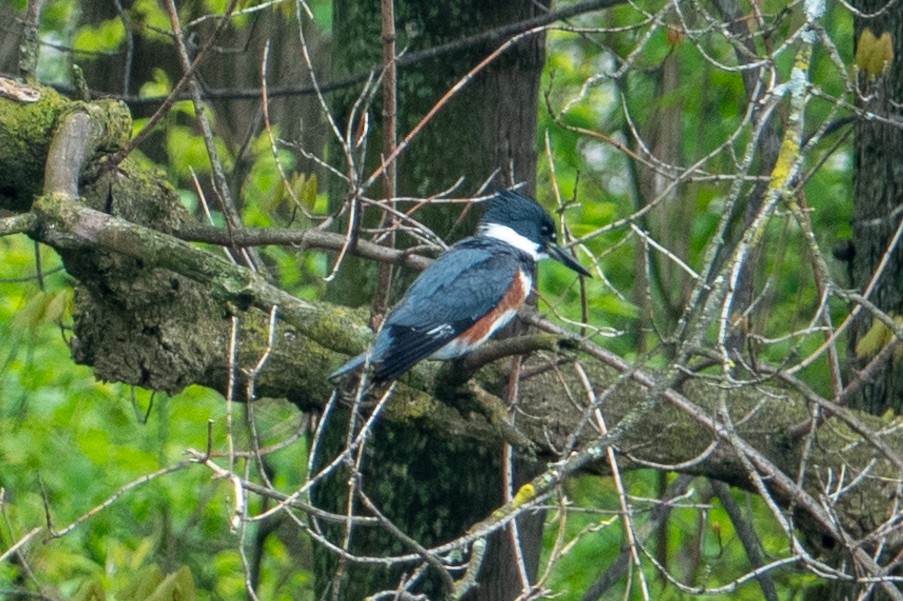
[119,564,165,601]
[855,314,902,359]
[145,566,196,601]
[73,576,106,601]
[12,289,69,330]
[855,29,893,79]
[72,19,125,54]
[131,0,173,35]
[139,68,172,99]
[300,172,318,210]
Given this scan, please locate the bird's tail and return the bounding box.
[327,352,368,382]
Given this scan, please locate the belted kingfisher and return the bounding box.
[329,190,591,383]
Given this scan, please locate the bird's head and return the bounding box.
[478,190,592,277]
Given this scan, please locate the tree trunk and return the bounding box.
[849,4,903,414]
[314,1,549,598]
[812,4,903,600]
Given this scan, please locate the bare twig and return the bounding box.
[370,0,399,325]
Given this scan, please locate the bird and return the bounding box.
[329,190,591,383]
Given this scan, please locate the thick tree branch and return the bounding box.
[0,213,37,236]
[173,223,433,272]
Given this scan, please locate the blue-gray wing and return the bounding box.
[370,240,525,381]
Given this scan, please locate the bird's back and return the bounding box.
[366,236,534,381]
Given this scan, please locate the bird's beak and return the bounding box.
[546,243,592,277]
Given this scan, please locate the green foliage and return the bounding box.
[73,576,106,601]
[307,0,333,30]
[241,128,300,225]
[67,564,199,601]
[72,18,125,54]
[11,287,70,330]
[238,127,329,298]
[544,473,816,599]
[0,235,314,598]
[129,0,174,39]
[855,29,894,80]
[165,125,228,179]
[856,314,903,359]
[138,69,176,101]
[122,565,195,601]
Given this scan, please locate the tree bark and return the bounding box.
[849,1,903,415]
[806,4,903,600]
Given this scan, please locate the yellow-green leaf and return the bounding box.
[855,315,902,359]
[73,577,106,601]
[72,19,125,54]
[119,564,164,601]
[301,172,318,210]
[855,29,894,80]
[145,566,196,601]
[855,319,886,359]
[13,289,70,330]
[287,172,307,208]
[44,288,68,322]
[512,483,536,508]
[139,68,172,99]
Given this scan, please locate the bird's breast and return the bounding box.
[431,268,531,359]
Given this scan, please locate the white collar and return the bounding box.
[478,223,544,260]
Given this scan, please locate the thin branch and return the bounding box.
[173,223,434,271]
[112,0,134,97]
[579,475,695,601]
[49,462,193,539]
[0,527,41,564]
[370,0,399,324]
[363,24,553,190]
[575,362,651,601]
[710,479,780,601]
